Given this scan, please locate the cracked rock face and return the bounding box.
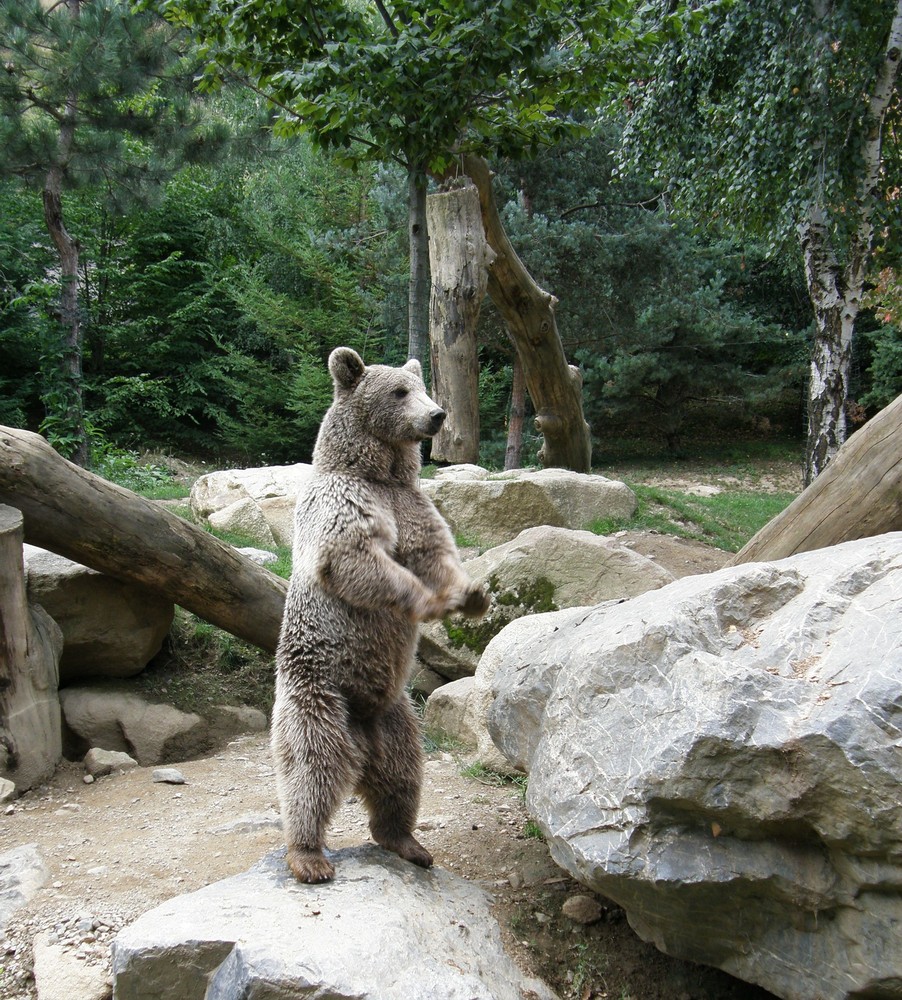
[486,533,902,1000]
[112,846,556,1000]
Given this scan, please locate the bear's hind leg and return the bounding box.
[356,695,433,870]
[271,688,359,883]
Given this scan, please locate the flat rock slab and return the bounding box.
[112,846,556,1000]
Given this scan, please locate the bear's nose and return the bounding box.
[430,408,446,432]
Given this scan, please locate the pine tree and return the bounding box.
[0,0,222,464]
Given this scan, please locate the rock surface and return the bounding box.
[486,532,902,1000]
[191,464,316,547]
[189,462,315,519]
[420,467,637,547]
[24,546,173,682]
[60,686,268,767]
[112,845,557,1000]
[0,844,48,930]
[418,526,673,688]
[207,496,276,548]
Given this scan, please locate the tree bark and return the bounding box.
[41,0,89,468]
[407,166,430,367]
[427,183,494,464]
[0,504,62,792]
[504,349,526,470]
[730,392,902,565]
[461,154,592,472]
[800,1,902,486]
[0,426,288,653]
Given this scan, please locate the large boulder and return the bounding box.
[190,462,315,517]
[207,497,277,548]
[191,463,315,548]
[112,846,556,1000]
[420,467,636,547]
[59,686,265,766]
[419,526,674,740]
[419,526,674,687]
[485,533,902,1000]
[24,546,173,682]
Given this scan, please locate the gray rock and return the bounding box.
[234,546,278,565]
[83,747,138,778]
[418,526,672,684]
[112,846,557,1000]
[24,545,173,682]
[190,463,314,519]
[486,532,902,1000]
[0,844,48,930]
[61,686,207,766]
[33,931,109,1000]
[257,494,298,546]
[561,895,603,925]
[208,497,276,548]
[207,704,268,742]
[421,468,636,547]
[152,768,186,784]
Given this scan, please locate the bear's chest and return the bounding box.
[370,483,431,565]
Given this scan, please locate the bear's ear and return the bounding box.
[403,358,422,379]
[329,347,366,391]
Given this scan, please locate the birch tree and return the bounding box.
[620,0,902,484]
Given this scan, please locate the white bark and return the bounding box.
[801,1,902,485]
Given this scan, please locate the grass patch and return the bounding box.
[132,609,275,716]
[589,483,796,553]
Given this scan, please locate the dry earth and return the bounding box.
[0,460,800,1000]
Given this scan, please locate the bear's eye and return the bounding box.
[393,387,409,399]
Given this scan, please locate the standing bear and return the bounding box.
[274,347,489,883]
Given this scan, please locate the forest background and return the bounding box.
[1,0,900,479]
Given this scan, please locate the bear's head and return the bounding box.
[314,348,445,480]
[328,347,446,443]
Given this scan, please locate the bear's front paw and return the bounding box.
[417,590,453,622]
[456,583,490,619]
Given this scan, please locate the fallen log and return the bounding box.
[731,392,902,564]
[0,426,287,653]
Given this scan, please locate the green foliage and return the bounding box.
[618,0,901,248]
[476,124,811,453]
[146,0,648,174]
[861,268,902,409]
[589,483,796,553]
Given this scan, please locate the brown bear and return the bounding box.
[273,347,489,883]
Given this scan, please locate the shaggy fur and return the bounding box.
[274,347,489,883]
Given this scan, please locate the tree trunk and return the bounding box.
[427,183,494,464]
[800,1,902,486]
[407,166,430,367]
[0,426,287,653]
[461,154,592,472]
[799,209,859,487]
[730,392,902,565]
[0,504,63,792]
[504,349,526,471]
[41,0,89,468]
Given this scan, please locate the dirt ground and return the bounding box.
[0,728,778,1000]
[0,531,772,1000]
[0,460,799,1000]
